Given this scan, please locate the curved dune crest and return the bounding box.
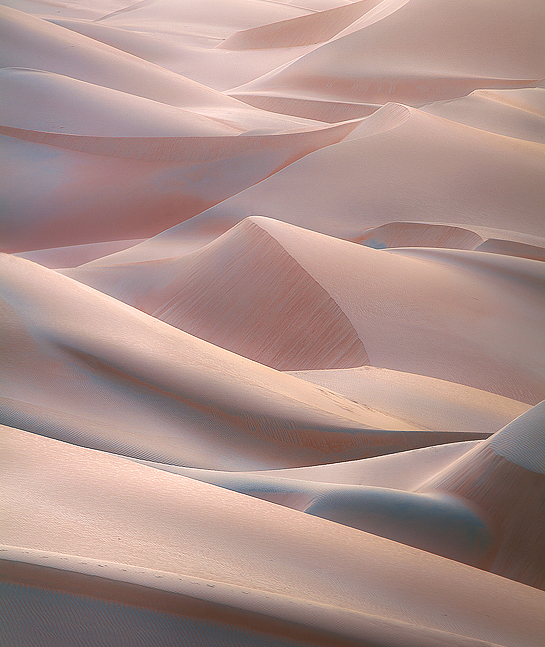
[475,238,545,262]
[219,0,384,50]
[230,0,545,105]
[0,117,359,252]
[14,240,146,269]
[0,68,242,137]
[65,218,370,371]
[356,221,484,250]
[1,253,482,471]
[419,402,545,589]
[2,428,545,647]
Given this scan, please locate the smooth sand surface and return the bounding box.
[2,0,544,643]
[63,216,545,402]
[230,0,544,104]
[2,427,545,646]
[162,108,545,241]
[3,252,487,471]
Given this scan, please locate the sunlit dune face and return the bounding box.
[2,0,545,645]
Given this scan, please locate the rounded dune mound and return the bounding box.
[1,253,479,471]
[219,0,384,50]
[229,0,545,105]
[0,68,242,137]
[288,366,530,432]
[356,221,484,250]
[65,217,370,371]
[422,88,545,144]
[419,401,545,589]
[2,428,545,647]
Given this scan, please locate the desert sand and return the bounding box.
[1,0,544,645]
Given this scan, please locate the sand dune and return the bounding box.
[95,0,310,40]
[229,0,544,106]
[422,88,545,143]
[2,253,482,470]
[0,112,359,251]
[2,427,545,646]
[3,0,544,642]
[64,217,545,403]
[0,68,243,137]
[64,218,370,371]
[15,239,146,269]
[155,403,545,586]
[169,107,545,242]
[219,0,385,50]
[356,221,484,250]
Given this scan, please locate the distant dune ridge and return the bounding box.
[2,0,545,644]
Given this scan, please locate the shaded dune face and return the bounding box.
[356,222,484,250]
[298,403,545,588]
[304,489,495,567]
[67,218,370,371]
[219,0,384,50]
[419,401,545,589]
[2,253,486,471]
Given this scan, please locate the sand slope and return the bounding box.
[230,0,544,106]
[1,252,481,471]
[2,426,545,646]
[64,218,370,371]
[161,107,545,242]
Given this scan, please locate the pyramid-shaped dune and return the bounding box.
[2,0,544,643]
[65,218,370,371]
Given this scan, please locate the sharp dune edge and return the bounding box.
[1,0,545,645]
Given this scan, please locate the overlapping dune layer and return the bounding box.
[1,0,545,645]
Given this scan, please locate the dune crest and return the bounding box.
[66,218,370,371]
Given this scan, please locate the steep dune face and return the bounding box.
[419,402,545,589]
[65,218,369,371]
[2,253,478,471]
[3,0,545,642]
[230,0,544,105]
[2,427,545,647]
[159,107,545,243]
